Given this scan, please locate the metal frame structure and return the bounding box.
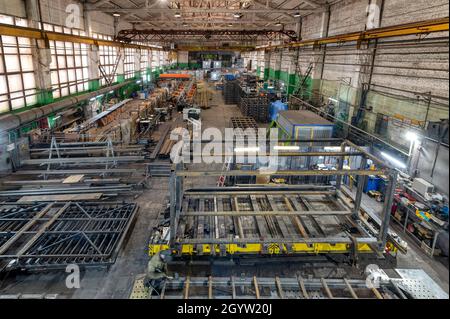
[149,138,399,257]
[0,201,138,270]
[116,29,298,43]
[130,271,448,299]
[86,0,328,29]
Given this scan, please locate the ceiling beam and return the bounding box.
[125,19,289,25]
[86,7,320,14]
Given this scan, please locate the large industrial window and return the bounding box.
[152,50,160,71]
[124,48,136,79]
[0,14,37,114]
[141,49,150,82]
[140,49,149,72]
[99,45,119,86]
[43,24,89,98]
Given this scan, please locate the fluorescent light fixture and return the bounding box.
[235,147,260,153]
[406,131,419,142]
[89,97,96,102]
[274,145,300,151]
[381,152,407,169]
[96,94,104,99]
[113,13,121,17]
[324,146,351,152]
[136,80,142,84]
[329,97,338,103]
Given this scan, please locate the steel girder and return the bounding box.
[116,29,298,43]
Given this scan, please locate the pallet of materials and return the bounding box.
[223,80,239,105]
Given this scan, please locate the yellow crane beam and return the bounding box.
[264,17,449,51]
[0,23,164,51]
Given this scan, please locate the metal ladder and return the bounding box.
[217,156,232,187]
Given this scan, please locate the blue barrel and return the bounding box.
[270,100,288,121]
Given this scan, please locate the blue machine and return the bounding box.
[270,100,288,122]
[364,176,382,193]
[224,74,236,81]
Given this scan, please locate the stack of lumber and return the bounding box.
[159,127,185,157]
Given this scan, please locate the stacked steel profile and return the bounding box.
[238,86,270,123]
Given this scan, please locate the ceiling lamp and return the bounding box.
[182,22,189,27]
[174,12,182,18]
[113,13,121,17]
[275,21,282,26]
[233,13,242,18]
[228,23,233,27]
[293,12,301,17]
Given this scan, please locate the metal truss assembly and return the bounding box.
[0,201,138,271]
[116,29,298,43]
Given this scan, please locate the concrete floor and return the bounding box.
[0,84,448,298]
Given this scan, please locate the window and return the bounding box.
[99,45,118,86]
[0,14,37,113]
[124,48,136,79]
[49,40,89,98]
[152,50,160,71]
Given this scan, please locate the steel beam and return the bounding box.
[176,169,387,177]
[183,210,351,217]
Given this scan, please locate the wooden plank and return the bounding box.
[344,278,358,299]
[250,195,270,238]
[16,203,70,256]
[285,196,309,238]
[275,276,285,299]
[298,276,310,299]
[233,197,245,239]
[184,276,190,300]
[18,193,103,203]
[253,276,260,299]
[217,197,226,239]
[0,203,54,255]
[231,276,236,299]
[321,278,334,299]
[198,199,205,239]
[372,287,383,299]
[63,175,85,184]
[267,195,290,238]
[209,276,213,299]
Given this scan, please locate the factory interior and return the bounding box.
[0,0,448,302]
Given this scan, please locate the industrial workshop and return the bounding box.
[0,0,448,302]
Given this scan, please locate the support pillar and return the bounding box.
[354,156,368,216]
[311,6,330,105]
[25,0,53,106]
[134,49,142,80]
[378,171,397,251]
[83,8,100,91]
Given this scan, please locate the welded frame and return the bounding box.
[0,201,138,270]
[163,138,397,256]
